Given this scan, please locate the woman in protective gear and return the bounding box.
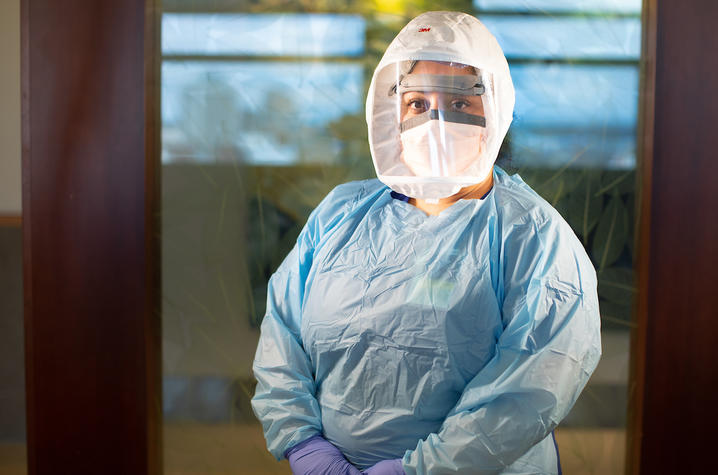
[252,11,601,475]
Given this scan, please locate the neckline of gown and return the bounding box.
[384,185,493,229]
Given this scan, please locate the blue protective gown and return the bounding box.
[251,167,601,474]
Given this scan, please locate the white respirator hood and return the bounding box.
[366,11,515,200]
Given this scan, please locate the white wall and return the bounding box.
[0,0,21,216]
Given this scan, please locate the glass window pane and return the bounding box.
[161,4,641,474]
[163,13,366,57]
[474,0,641,14]
[0,225,26,475]
[479,16,641,60]
[161,61,364,165]
[161,11,370,473]
[485,4,640,472]
[510,64,639,169]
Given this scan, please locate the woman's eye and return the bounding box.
[408,99,428,111]
[451,100,470,110]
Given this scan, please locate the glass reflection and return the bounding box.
[474,0,641,14]
[511,64,638,169]
[162,61,363,165]
[163,13,366,57]
[481,16,641,60]
[161,3,640,474]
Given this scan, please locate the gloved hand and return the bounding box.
[362,459,405,475]
[284,434,363,475]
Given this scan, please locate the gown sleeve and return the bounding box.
[250,186,356,460]
[402,211,602,474]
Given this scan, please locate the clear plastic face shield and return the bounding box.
[370,60,501,201]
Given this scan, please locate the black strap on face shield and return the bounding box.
[400,109,486,133]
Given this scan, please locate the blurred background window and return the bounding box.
[160,1,641,473]
[476,0,641,170]
[161,13,365,166]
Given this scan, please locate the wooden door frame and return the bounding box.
[21,0,161,473]
[628,0,718,473]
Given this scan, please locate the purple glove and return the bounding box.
[362,459,405,475]
[284,435,363,475]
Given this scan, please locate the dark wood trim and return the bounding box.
[0,216,22,227]
[626,0,656,473]
[144,0,162,473]
[21,1,161,473]
[20,0,35,472]
[631,0,718,473]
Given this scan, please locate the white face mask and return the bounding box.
[400,120,491,179]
